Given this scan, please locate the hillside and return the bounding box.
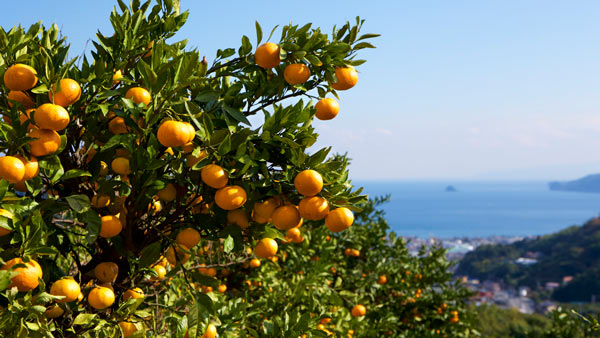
[455,218,600,302]
[549,174,600,193]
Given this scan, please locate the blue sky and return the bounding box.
[2,1,600,180]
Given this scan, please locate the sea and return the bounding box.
[355,180,600,238]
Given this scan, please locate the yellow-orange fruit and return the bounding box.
[351,304,366,317]
[271,205,301,230]
[125,87,151,105]
[330,66,358,90]
[166,244,190,266]
[0,156,25,183]
[150,264,166,280]
[119,321,140,337]
[252,197,280,223]
[44,304,64,318]
[298,196,329,220]
[249,258,261,268]
[48,78,81,107]
[214,185,247,210]
[7,91,35,109]
[254,238,278,258]
[27,129,61,157]
[157,183,177,202]
[201,164,228,189]
[284,63,310,85]
[91,194,110,208]
[94,262,119,283]
[176,228,201,248]
[122,287,144,301]
[254,42,281,69]
[294,170,323,196]
[315,98,339,120]
[202,324,217,338]
[88,286,115,310]
[33,103,70,131]
[157,120,190,147]
[111,157,131,175]
[108,116,129,135]
[50,277,81,303]
[325,207,354,232]
[227,209,249,229]
[378,275,388,285]
[1,258,42,292]
[3,64,38,91]
[112,70,122,85]
[14,155,38,181]
[100,215,122,238]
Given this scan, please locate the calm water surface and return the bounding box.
[355,180,600,238]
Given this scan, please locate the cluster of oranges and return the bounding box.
[254,42,358,121]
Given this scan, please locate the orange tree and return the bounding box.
[0,0,477,337]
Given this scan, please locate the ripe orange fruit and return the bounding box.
[125,87,151,105]
[111,157,131,175]
[320,318,332,325]
[7,91,35,109]
[157,120,192,147]
[330,66,358,90]
[119,321,140,337]
[88,286,115,310]
[252,197,280,223]
[1,258,42,292]
[284,63,310,85]
[15,155,38,181]
[3,64,38,91]
[33,103,70,131]
[227,209,249,228]
[344,248,352,256]
[27,129,61,157]
[255,42,281,69]
[108,116,130,134]
[197,264,217,277]
[176,228,201,248]
[0,156,25,183]
[157,183,177,202]
[271,205,301,230]
[202,324,217,338]
[112,70,123,85]
[249,258,261,268]
[144,41,154,58]
[351,249,360,257]
[294,170,323,196]
[44,304,64,318]
[0,209,14,237]
[254,238,278,258]
[122,287,144,301]
[315,98,339,120]
[91,194,110,208]
[201,164,228,189]
[94,262,119,283]
[298,196,329,220]
[100,215,123,238]
[48,78,81,107]
[286,227,304,243]
[217,284,227,293]
[351,304,366,317]
[215,185,247,210]
[182,142,195,153]
[151,264,167,280]
[325,207,354,232]
[166,244,190,266]
[50,277,81,302]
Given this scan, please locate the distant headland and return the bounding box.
[548,174,600,193]
[445,185,457,192]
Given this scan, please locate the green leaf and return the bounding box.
[255,21,263,45]
[81,210,101,244]
[223,235,234,253]
[139,242,162,268]
[0,180,8,201]
[60,169,91,181]
[73,313,97,325]
[65,194,91,213]
[223,106,250,125]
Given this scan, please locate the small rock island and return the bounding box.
[445,185,457,192]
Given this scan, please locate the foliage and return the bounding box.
[0,0,481,337]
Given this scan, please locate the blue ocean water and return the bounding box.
[355,180,600,238]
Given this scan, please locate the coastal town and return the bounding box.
[405,235,574,315]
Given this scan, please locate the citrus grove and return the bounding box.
[0,1,477,337]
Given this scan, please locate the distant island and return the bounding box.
[548,174,600,193]
[445,185,457,192]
